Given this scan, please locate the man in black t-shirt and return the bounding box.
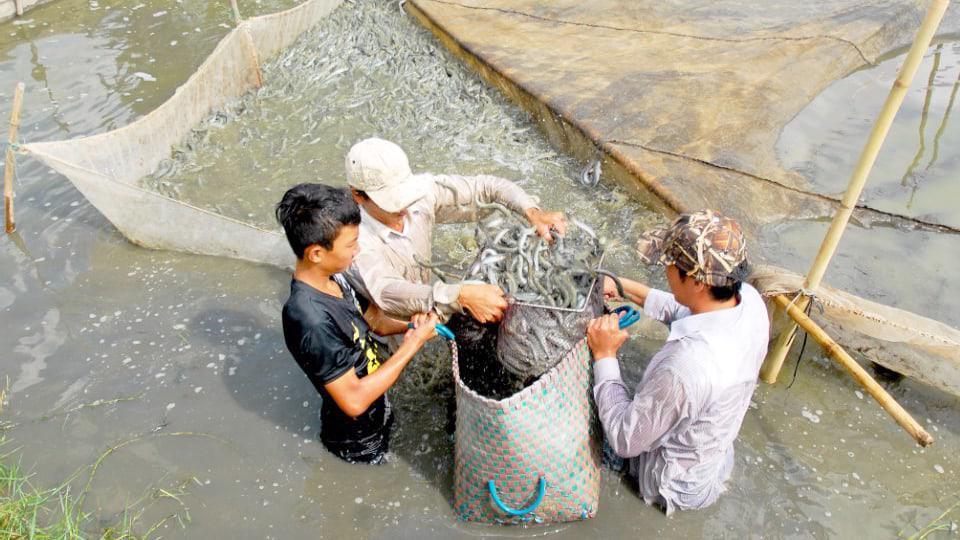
[276,184,438,464]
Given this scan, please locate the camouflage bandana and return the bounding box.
[636,209,749,287]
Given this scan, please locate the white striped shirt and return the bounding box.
[593,284,769,514]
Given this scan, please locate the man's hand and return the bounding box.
[404,312,439,346]
[587,312,630,361]
[458,283,508,323]
[602,276,621,300]
[524,207,567,242]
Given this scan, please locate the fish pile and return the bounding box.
[420,197,606,310]
[141,0,584,228]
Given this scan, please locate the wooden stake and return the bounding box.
[4,82,24,234]
[761,0,951,383]
[230,0,242,25]
[772,294,934,447]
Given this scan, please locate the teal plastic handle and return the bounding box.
[613,305,640,329]
[488,477,547,517]
[407,322,455,340]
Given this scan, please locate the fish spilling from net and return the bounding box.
[419,196,605,310]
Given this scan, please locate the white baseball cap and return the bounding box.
[345,138,427,213]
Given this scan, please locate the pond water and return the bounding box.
[770,39,960,328]
[1,1,958,538]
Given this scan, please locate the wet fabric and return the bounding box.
[281,275,391,463]
[593,285,769,514]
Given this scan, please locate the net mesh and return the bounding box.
[15,0,960,397]
[750,264,960,396]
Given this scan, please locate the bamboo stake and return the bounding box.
[230,0,242,25]
[760,0,951,383]
[772,294,934,447]
[4,82,24,234]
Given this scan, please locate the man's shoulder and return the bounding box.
[282,282,333,330]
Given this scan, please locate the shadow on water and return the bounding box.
[190,307,321,437]
[192,303,467,507]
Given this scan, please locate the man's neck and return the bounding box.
[360,205,405,233]
[380,213,404,233]
[293,261,339,296]
[687,295,739,315]
[386,219,404,233]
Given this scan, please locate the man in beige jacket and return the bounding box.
[344,137,566,324]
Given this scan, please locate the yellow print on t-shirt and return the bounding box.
[350,321,381,374]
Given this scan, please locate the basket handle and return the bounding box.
[407,322,455,340]
[613,305,641,329]
[488,477,547,516]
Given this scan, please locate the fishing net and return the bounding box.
[14,0,960,398]
[750,265,960,396]
[452,339,601,524]
[497,279,605,379]
[19,0,348,268]
[430,200,609,381]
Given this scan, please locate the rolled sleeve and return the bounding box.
[431,173,539,224]
[349,252,464,321]
[432,281,463,321]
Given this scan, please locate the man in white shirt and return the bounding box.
[586,209,769,514]
[343,137,566,323]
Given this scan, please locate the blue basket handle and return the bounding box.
[407,322,455,340]
[488,477,547,517]
[613,305,641,329]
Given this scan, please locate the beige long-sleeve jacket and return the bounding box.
[345,172,538,320]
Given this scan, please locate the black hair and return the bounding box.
[707,281,742,302]
[275,183,360,259]
[352,189,369,200]
[677,270,743,302]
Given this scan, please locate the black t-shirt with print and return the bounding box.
[281,274,390,463]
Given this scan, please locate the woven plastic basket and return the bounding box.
[452,338,601,524]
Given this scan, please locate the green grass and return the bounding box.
[902,498,960,540]
[0,444,193,539]
[0,448,88,539]
[0,381,192,539]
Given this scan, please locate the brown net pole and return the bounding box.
[760,0,951,384]
[4,82,24,234]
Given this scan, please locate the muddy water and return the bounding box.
[772,39,960,328]
[0,1,958,538]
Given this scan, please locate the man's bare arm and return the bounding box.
[324,313,437,418]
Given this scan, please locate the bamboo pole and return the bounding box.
[4,82,24,234]
[760,0,951,383]
[14,0,22,17]
[772,295,934,446]
[230,0,242,25]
